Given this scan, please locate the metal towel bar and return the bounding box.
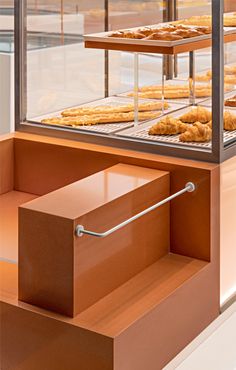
[75,182,195,238]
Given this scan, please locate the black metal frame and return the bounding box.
[14,0,236,163]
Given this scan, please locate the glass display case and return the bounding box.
[14,0,236,162]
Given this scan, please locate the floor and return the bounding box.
[164,302,236,370]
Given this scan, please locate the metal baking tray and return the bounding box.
[116,106,236,149]
[30,96,187,135]
[84,25,236,49]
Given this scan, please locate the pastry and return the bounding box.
[148,116,188,135]
[61,101,169,117]
[193,25,211,34]
[224,111,236,130]
[224,65,236,75]
[206,120,212,128]
[225,95,236,107]
[223,14,236,27]
[179,107,212,123]
[156,24,177,32]
[130,88,212,99]
[145,31,183,41]
[180,15,212,27]
[224,75,236,84]
[138,83,212,92]
[195,73,211,82]
[179,122,212,142]
[109,31,145,39]
[173,28,203,38]
[179,13,236,27]
[42,111,161,127]
[137,27,155,36]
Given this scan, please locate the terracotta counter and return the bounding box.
[0,131,227,370]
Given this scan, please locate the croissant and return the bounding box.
[179,107,212,123]
[149,116,188,135]
[206,120,212,128]
[179,122,212,142]
[224,111,236,131]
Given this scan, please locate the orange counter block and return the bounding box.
[19,164,170,317]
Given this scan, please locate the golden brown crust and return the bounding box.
[223,14,236,27]
[224,111,236,131]
[138,83,212,92]
[195,73,211,82]
[109,31,145,39]
[225,95,236,107]
[224,65,236,75]
[173,28,203,38]
[178,14,236,27]
[145,31,183,41]
[61,101,169,117]
[42,111,161,127]
[179,107,212,123]
[136,27,155,36]
[148,116,188,135]
[130,88,212,99]
[180,15,212,27]
[224,75,236,85]
[109,22,211,41]
[179,122,212,142]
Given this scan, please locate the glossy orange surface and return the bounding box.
[0,191,38,262]
[21,164,169,219]
[19,164,170,316]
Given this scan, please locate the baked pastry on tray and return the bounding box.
[225,95,236,107]
[224,65,236,75]
[173,28,203,38]
[224,111,236,131]
[148,116,188,135]
[109,22,211,40]
[179,122,212,142]
[42,111,161,127]
[131,88,212,99]
[176,15,212,27]
[145,32,183,41]
[202,112,236,131]
[61,101,169,117]
[179,107,212,123]
[138,83,212,92]
[195,73,211,82]
[109,31,145,39]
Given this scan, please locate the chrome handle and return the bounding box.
[75,182,196,238]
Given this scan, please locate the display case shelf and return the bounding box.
[84,27,236,55]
